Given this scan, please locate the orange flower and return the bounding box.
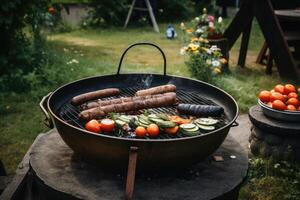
[186,28,193,34]
[219,58,228,64]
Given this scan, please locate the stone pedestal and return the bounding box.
[248,106,300,160]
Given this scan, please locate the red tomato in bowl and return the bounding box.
[274,84,284,94]
[270,92,285,102]
[288,92,298,99]
[286,98,299,107]
[286,105,296,111]
[284,84,296,95]
[258,90,271,102]
[272,100,286,111]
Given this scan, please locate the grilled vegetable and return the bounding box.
[135,84,176,96]
[100,119,115,132]
[71,88,120,106]
[154,119,176,128]
[85,119,101,133]
[164,126,179,135]
[177,104,224,117]
[180,123,199,136]
[168,115,192,124]
[196,124,215,131]
[79,92,176,121]
[147,124,160,137]
[135,126,147,138]
[194,118,219,125]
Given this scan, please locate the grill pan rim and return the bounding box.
[47,73,239,142]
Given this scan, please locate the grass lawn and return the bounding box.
[1,22,298,199]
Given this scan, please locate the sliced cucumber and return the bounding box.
[181,126,200,136]
[196,124,215,131]
[115,119,126,127]
[180,123,196,130]
[195,118,219,126]
[149,118,165,123]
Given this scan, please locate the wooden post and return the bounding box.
[125,146,138,200]
[124,0,136,29]
[238,19,253,67]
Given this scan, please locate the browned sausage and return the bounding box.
[135,84,176,96]
[80,93,167,110]
[79,92,176,121]
[71,88,120,106]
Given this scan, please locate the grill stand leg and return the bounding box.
[125,146,138,200]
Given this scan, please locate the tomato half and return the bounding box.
[164,126,179,135]
[147,124,160,137]
[85,119,101,133]
[100,119,115,132]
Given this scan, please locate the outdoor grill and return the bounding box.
[39,43,239,199]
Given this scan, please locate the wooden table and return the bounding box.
[224,0,300,80]
[1,129,248,200]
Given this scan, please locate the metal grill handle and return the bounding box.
[39,92,54,129]
[117,42,167,76]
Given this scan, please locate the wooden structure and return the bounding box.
[224,0,300,80]
[1,129,248,200]
[124,0,159,33]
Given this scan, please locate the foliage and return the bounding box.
[0,0,50,92]
[240,158,300,200]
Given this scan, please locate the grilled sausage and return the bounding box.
[81,93,168,110]
[79,92,177,121]
[71,88,120,106]
[177,104,224,117]
[135,84,176,96]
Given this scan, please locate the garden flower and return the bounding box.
[206,59,212,65]
[203,8,207,14]
[180,47,188,55]
[213,67,221,74]
[212,60,220,67]
[219,58,228,64]
[207,15,215,22]
[180,22,185,30]
[208,22,214,28]
[194,17,200,22]
[190,37,199,42]
[218,17,223,24]
[210,45,220,52]
[188,43,199,51]
[195,28,204,34]
[186,28,193,34]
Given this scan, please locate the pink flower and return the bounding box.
[207,15,215,22]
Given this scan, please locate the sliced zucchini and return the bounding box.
[138,118,151,125]
[179,123,196,130]
[156,113,169,121]
[115,119,126,128]
[149,118,165,123]
[156,120,176,128]
[148,114,160,119]
[118,115,132,123]
[195,118,219,126]
[197,124,215,131]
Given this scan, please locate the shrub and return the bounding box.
[0,0,50,92]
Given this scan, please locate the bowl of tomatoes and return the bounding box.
[258,84,300,122]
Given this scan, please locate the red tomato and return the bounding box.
[85,119,101,133]
[274,84,284,94]
[269,92,285,102]
[288,92,298,99]
[135,126,147,138]
[286,98,300,107]
[286,105,296,111]
[298,106,300,111]
[164,126,179,135]
[267,102,273,108]
[284,84,296,95]
[270,89,275,93]
[147,124,160,137]
[258,90,271,102]
[272,100,286,111]
[100,119,115,132]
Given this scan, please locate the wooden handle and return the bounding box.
[125,146,138,200]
